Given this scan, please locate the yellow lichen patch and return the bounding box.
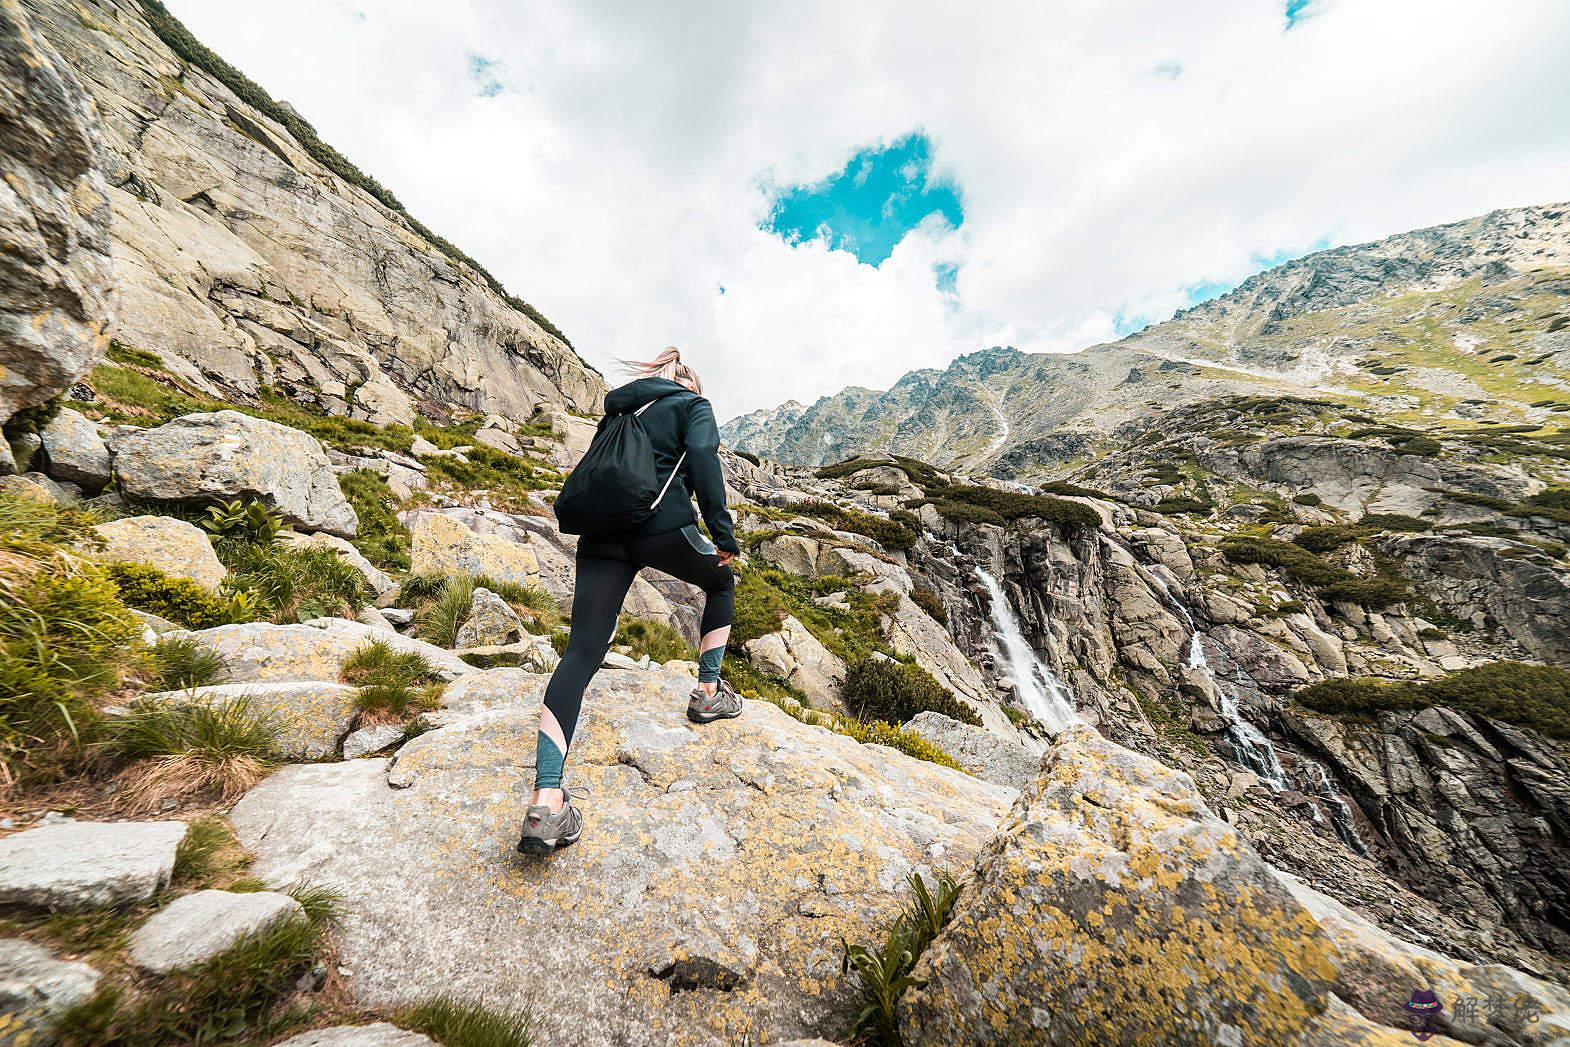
[901,725,1339,1046]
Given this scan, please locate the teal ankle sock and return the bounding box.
[534,732,565,791]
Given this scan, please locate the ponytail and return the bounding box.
[623,346,703,395]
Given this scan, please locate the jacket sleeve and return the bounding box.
[683,397,739,554]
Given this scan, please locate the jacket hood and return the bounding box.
[604,377,692,415]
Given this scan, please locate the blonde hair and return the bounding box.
[623,346,702,395]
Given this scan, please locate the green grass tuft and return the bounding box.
[337,469,412,570]
[146,636,228,691]
[614,618,695,663]
[396,995,536,1047]
[340,641,444,714]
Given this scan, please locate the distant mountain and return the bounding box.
[723,202,1570,478]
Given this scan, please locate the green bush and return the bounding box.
[1219,537,1343,586]
[107,561,246,628]
[1316,574,1411,607]
[146,636,228,690]
[337,469,411,569]
[396,996,536,1047]
[920,484,1100,530]
[199,499,283,555]
[136,0,571,348]
[1295,661,1570,740]
[843,873,963,1046]
[794,501,918,551]
[1152,495,1214,516]
[909,584,946,626]
[1,496,141,785]
[341,641,443,714]
[614,618,694,663]
[1292,493,1322,506]
[844,657,980,727]
[222,541,369,623]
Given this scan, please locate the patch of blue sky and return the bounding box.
[1113,237,1333,337]
[933,262,959,295]
[1284,0,1319,30]
[763,132,963,266]
[1152,61,1183,80]
[468,53,504,98]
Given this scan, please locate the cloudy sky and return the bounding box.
[168,0,1570,420]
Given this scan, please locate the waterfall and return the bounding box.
[1301,758,1369,855]
[973,565,1078,732]
[1184,629,1290,792]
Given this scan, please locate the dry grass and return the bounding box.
[117,752,269,814]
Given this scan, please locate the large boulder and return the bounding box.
[406,510,538,587]
[144,682,363,761]
[900,724,1339,1045]
[743,615,847,709]
[453,587,527,649]
[0,937,101,1044]
[230,668,1012,1046]
[112,412,358,537]
[128,889,304,973]
[756,534,820,577]
[169,619,473,683]
[39,407,111,490]
[904,712,1039,789]
[0,0,116,428]
[0,820,187,910]
[94,514,227,589]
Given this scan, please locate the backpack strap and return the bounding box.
[651,451,686,509]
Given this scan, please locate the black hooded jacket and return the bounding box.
[592,378,738,554]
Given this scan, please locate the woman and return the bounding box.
[518,348,742,854]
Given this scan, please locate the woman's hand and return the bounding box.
[717,551,735,566]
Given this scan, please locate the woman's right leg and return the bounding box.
[531,551,637,807]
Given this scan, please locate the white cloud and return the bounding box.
[165,0,1570,419]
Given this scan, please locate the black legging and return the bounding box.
[533,527,734,789]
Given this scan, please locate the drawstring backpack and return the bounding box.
[552,397,686,535]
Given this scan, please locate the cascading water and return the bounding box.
[1183,632,1290,792]
[1301,757,1368,855]
[973,565,1078,733]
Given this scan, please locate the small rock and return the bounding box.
[410,434,440,456]
[0,471,73,503]
[381,607,414,626]
[0,937,100,1042]
[94,515,228,589]
[0,820,188,910]
[129,889,304,973]
[39,407,110,491]
[602,651,640,671]
[269,1022,438,1047]
[904,712,1037,789]
[343,724,406,759]
[454,587,527,648]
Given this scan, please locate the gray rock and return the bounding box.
[453,587,526,649]
[94,515,227,589]
[112,412,358,537]
[342,724,405,760]
[904,712,1037,789]
[0,820,187,910]
[39,408,110,490]
[169,619,473,683]
[756,534,820,576]
[380,608,414,626]
[269,1023,438,1047]
[142,682,362,762]
[231,670,1011,1046]
[0,938,100,1043]
[405,510,539,587]
[0,472,74,504]
[356,605,396,633]
[0,1,115,428]
[743,615,846,710]
[129,889,304,973]
[601,651,640,671]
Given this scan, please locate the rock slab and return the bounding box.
[231,669,1012,1047]
[129,889,305,973]
[112,412,358,537]
[94,514,227,589]
[172,618,472,683]
[904,711,1038,790]
[406,511,539,588]
[0,820,188,910]
[269,1023,438,1047]
[0,937,100,1044]
[145,682,363,761]
[901,724,1339,1045]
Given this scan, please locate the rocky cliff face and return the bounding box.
[725,203,1570,477]
[22,0,605,428]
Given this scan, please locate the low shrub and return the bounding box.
[341,641,444,715]
[199,499,283,556]
[396,995,536,1047]
[843,657,980,727]
[1152,495,1213,516]
[1317,573,1411,607]
[223,541,369,623]
[1292,493,1322,506]
[105,696,280,810]
[1219,537,1343,586]
[146,636,228,691]
[1,496,141,787]
[920,484,1100,530]
[835,717,963,771]
[107,561,246,629]
[909,584,946,626]
[843,872,963,1046]
[614,618,694,663]
[1295,661,1570,740]
[337,469,412,569]
[795,501,918,551]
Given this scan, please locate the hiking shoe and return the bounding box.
[687,678,744,724]
[516,788,583,855]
